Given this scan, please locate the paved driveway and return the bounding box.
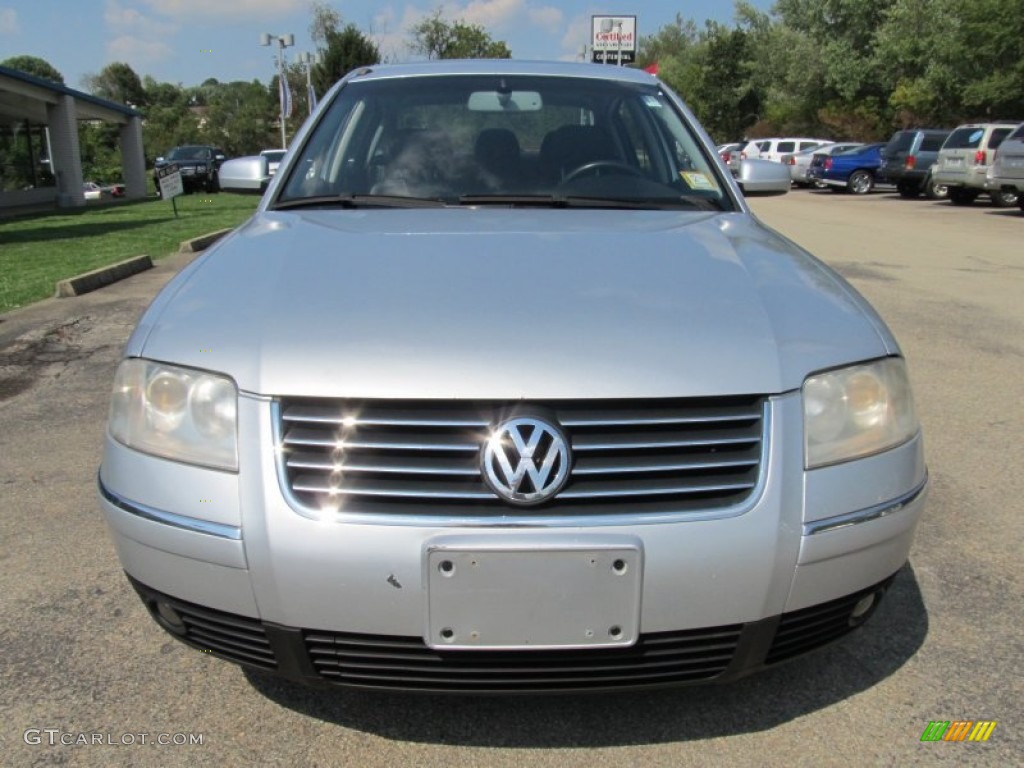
[1,194,1020,766]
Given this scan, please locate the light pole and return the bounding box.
[296,51,322,116]
[260,32,295,148]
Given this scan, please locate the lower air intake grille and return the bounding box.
[766,577,894,664]
[304,626,743,692]
[134,585,277,670]
[276,396,767,518]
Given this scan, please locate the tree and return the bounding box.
[637,13,699,68]
[0,55,64,84]
[202,80,275,156]
[313,23,381,94]
[309,1,343,48]
[639,17,761,142]
[84,62,147,108]
[140,77,200,161]
[410,10,512,59]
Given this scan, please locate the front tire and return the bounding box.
[948,187,977,206]
[848,170,874,195]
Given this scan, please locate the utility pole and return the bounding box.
[260,32,295,148]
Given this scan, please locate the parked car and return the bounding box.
[99,60,926,694]
[784,143,862,187]
[153,145,227,196]
[750,137,832,163]
[81,181,105,200]
[932,122,1022,206]
[260,148,287,177]
[728,137,830,176]
[880,128,951,199]
[716,142,745,165]
[984,123,1024,211]
[808,143,889,194]
[100,181,126,197]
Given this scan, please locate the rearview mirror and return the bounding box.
[468,91,542,112]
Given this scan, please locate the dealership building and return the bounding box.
[0,64,148,213]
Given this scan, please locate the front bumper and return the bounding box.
[126,570,899,693]
[98,392,927,692]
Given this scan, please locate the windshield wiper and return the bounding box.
[272,194,448,211]
[457,194,723,211]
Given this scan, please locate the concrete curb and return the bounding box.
[55,255,153,298]
[52,227,234,299]
[179,227,234,253]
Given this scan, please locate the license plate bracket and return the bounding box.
[425,543,642,650]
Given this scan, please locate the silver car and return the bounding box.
[99,61,927,693]
[985,123,1024,211]
[784,143,862,187]
[932,121,1022,206]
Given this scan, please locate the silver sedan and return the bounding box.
[784,143,863,187]
[98,60,926,694]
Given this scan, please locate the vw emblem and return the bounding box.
[482,417,571,506]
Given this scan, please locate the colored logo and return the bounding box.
[920,721,997,742]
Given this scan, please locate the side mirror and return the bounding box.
[218,156,270,194]
[738,159,791,196]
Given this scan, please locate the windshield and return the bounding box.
[275,73,731,211]
[167,147,209,161]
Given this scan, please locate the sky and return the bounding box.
[0,0,775,92]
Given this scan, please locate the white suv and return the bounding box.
[748,137,831,163]
[729,138,831,175]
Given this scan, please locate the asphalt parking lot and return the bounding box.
[1,191,1021,767]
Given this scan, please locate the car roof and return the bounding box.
[342,59,660,86]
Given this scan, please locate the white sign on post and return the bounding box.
[591,15,637,64]
[157,164,184,200]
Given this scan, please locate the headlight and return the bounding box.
[108,359,238,471]
[803,357,918,469]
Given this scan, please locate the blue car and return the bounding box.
[808,143,890,195]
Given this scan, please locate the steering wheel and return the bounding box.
[561,160,645,184]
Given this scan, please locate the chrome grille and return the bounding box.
[276,397,767,517]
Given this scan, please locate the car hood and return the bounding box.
[130,209,893,399]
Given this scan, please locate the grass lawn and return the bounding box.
[0,193,260,313]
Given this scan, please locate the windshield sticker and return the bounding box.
[969,129,983,143]
[680,171,717,191]
[642,95,662,108]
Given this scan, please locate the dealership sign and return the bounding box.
[156,163,184,200]
[591,15,637,64]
